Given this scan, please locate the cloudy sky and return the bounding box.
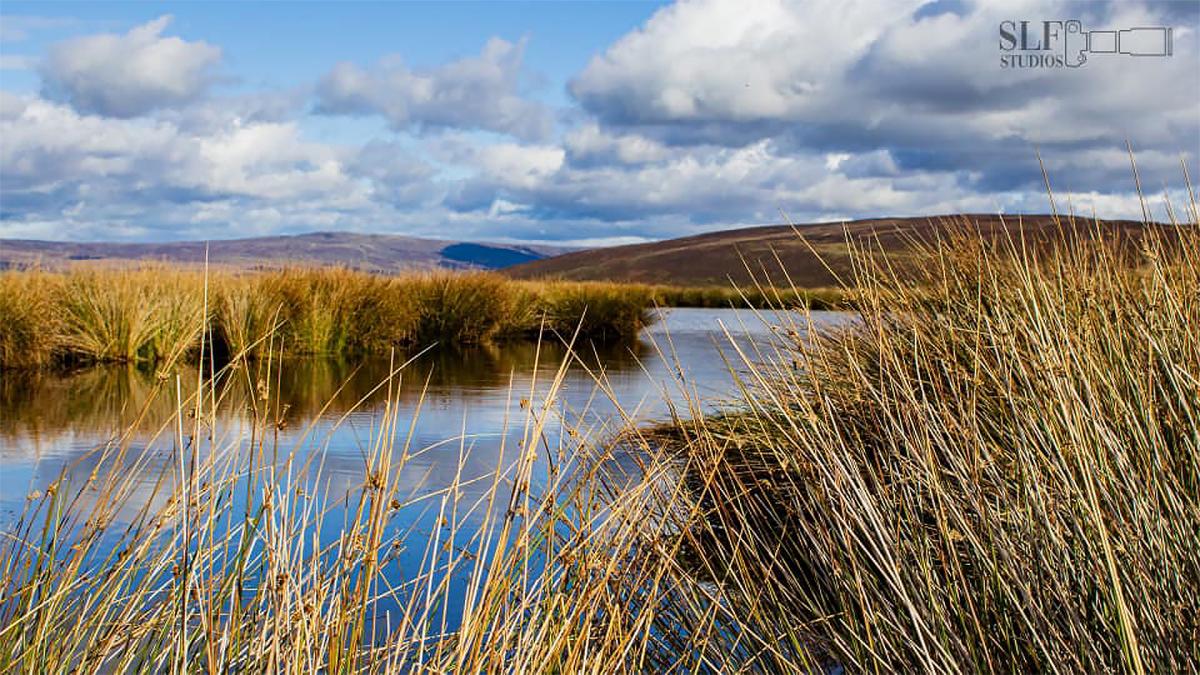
[1,1,1197,245]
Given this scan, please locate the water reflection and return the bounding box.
[0,308,855,640]
[0,308,853,531]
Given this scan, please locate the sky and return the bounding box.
[0,1,1197,245]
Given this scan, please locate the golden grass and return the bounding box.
[0,268,665,368]
[1,181,1196,671]
[643,212,1200,671]
[523,280,656,341]
[0,270,61,370]
[646,283,847,309]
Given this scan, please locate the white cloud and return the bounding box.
[569,0,1198,190]
[315,37,553,140]
[40,15,221,117]
[564,123,671,165]
[571,0,923,124]
[2,1,1196,245]
[0,94,381,240]
[464,142,566,186]
[447,138,988,226]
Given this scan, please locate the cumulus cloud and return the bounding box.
[571,0,921,125]
[570,0,1199,192]
[443,137,997,229]
[0,93,385,239]
[315,37,553,140]
[40,15,221,118]
[564,123,671,166]
[349,140,439,207]
[2,1,1197,245]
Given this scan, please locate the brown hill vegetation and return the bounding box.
[504,214,1163,287]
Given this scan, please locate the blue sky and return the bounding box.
[2,3,664,101]
[1,0,1197,244]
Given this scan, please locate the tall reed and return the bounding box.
[405,271,515,345]
[1,184,1195,672]
[54,268,205,365]
[0,269,662,369]
[0,270,61,369]
[0,327,750,672]
[534,281,654,341]
[647,212,1200,671]
[214,274,283,359]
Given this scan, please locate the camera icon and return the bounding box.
[1064,20,1174,68]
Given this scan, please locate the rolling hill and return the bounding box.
[2,215,1167,286]
[0,232,573,273]
[503,214,1162,288]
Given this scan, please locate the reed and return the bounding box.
[0,269,61,369]
[53,268,205,366]
[213,273,283,359]
[0,269,665,369]
[261,268,415,355]
[1,180,1196,672]
[404,271,515,345]
[532,280,655,341]
[645,212,1200,671]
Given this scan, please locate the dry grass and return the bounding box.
[1,186,1196,671]
[645,211,1200,671]
[0,269,660,368]
[647,283,847,310]
[0,270,61,370]
[526,280,656,341]
[34,268,207,368]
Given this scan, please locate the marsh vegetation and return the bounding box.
[0,266,849,372]
[0,203,1197,672]
[0,270,661,369]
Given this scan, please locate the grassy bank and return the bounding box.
[0,268,664,369]
[646,212,1200,671]
[646,283,846,309]
[1,207,1196,671]
[0,266,847,371]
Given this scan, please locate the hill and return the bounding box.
[503,214,1161,287]
[0,232,573,273]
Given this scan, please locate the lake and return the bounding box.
[0,307,852,634]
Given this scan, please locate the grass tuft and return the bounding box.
[0,270,61,370]
[648,213,1200,671]
[0,269,667,369]
[1,184,1196,672]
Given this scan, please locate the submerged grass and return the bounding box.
[1,180,1197,671]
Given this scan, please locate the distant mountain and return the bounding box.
[504,214,1164,287]
[0,231,575,273]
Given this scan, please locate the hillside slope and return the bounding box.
[503,214,1159,287]
[0,232,572,273]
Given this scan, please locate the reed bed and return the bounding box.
[644,210,1200,671]
[0,269,662,369]
[1,191,1197,671]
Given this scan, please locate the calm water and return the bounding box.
[0,308,851,630]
